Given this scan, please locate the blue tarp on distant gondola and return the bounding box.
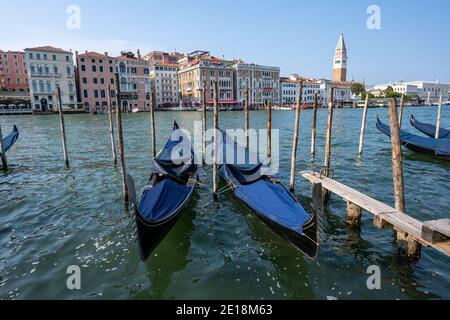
[139,179,191,222]
[376,117,450,157]
[410,115,450,139]
[218,129,310,234]
[0,125,19,156]
[235,180,310,232]
[153,122,197,178]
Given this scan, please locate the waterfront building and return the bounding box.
[144,51,183,108]
[116,51,152,112]
[233,61,280,108]
[0,50,28,92]
[333,32,347,83]
[280,75,322,107]
[280,76,298,106]
[373,81,450,102]
[24,46,79,111]
[75,51,117,113]
[319,79,354,107]
[178,51,235,107]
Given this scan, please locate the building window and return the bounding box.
[53,66,58,75]
[68,82,74,93]
[81,65,86,72]
[80,58,85,62]
[29,53,33,59]
[39,81,45,92]
[66,56,70,62]
[94,90,99,98]
[92,65,97,72]
[84,89,88,98]
[82,77,87,84]
[100,78,105,84]
[93,78,98,84]
[46,81,51,93]
[101,90,106,98]
[109,66,113,73]
[99,66,104,73]
[32,81,37,92]
[53,55,57,61]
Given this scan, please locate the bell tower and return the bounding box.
[333,32,347,82]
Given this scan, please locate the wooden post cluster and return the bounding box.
[150,92,156,158]
[310,92,318,157]
[289,80,303,192]
[0,125,7,170]
[57,87,69,167]
[358,93,370,157]
[213,80,219,200]
[323,87,334,202]
[267,101,272,159]
[202,80,207,163]
[244,88,250,149]
[435,94,443,139]
[107,84,117,165]
[115,73,129,204]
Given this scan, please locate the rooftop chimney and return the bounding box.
[104,52,109,57]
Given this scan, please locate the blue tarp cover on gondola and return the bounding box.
[153,122,196,177]
[235,180,310,232]
[218,129,310,234]
[410,115,450,139]
[376,118,450,156]
[0,125,19,156]
[139,179,191,222]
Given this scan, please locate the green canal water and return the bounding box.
[0,106,449,300]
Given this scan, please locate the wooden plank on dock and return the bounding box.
[422,219,450,243]
[301,171,450,257]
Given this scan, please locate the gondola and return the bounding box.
[0,125,19,156]
[217,129,320,258]
[410,115,450,139]
[376,117,450,160]
[127,121,198,261]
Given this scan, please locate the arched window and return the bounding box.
[46,81,51,93]
[68,81,74,93]
[119,62,126,73]
[32,80,37,92]
[120,77,127,92]
[39,81,45,92]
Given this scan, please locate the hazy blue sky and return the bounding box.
[1,0,449,84]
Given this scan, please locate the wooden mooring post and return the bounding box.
[357,93,369,157]
[202,80,207,163]
[107,84,117,165]
[57,87,69,167]
[115,73,129,204]
[310,92,318,157]
[213,80,219,200]
[435,94,443,139]
[0,125,7,170]
[388,98,421,258]
[289,80,303,192]
[150,92,156,158]
[267,101,272,160]
[244,87,249,149]
[323,87,334,202]
[398,94,405,128]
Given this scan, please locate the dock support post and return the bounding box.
[358,93,369,157]
[388,98,421,258]
[323,87,334,203]
[57,87,69,168]
[290,80,302,192]
[150,92,156,158]
[0,125,7,170]
[435,94,443,139]
[202,80,207,164]
[213,80,219,200]
[312,182,324,216]
[267,101,272,160]
[398,94,405,128]
[346,201,362,226]
[244,87,249,149]
[115,73,129,204]
[107,84,117,165]
[311,92,318,157]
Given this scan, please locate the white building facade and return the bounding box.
[150,63,180,108]
[374,81,450,102]
[25,46,78,111]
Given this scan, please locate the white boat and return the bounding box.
[132,108,140,113]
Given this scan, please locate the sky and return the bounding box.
[1,0,449,85]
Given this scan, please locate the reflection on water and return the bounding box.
[0,106,449,299]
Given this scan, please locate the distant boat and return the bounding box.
[410,115,450,139]
[126,121,198,261]
[376,117,450,160]
[132,108,140,113]
[0,125,19,156]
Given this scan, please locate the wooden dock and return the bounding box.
[301,170,450,258]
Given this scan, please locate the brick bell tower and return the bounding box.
[333,32,347,82]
